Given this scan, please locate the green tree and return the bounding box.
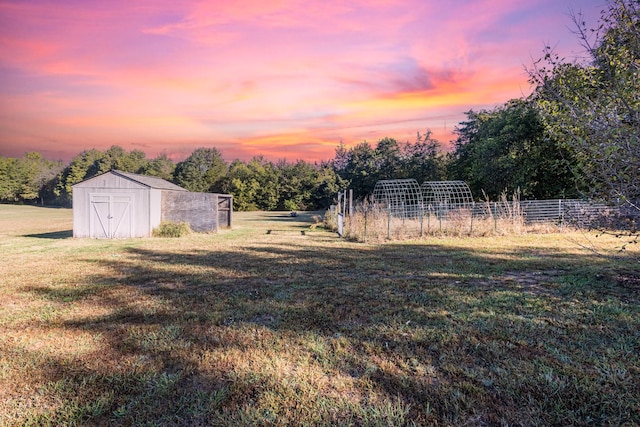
[113,148,148,173]
[55,146,150,205]
[219,157,343,211]
[37,164,64,205]
[276,160,318,211]
[0,156,21,202]
[375,137,402,180]
[219,160,261,211]
[90,146,148,175]
[219,156,279,211]
[248,156,279,210]
[55,149,105,205]
[529,0,640,206]
[310,161,346,209]
[448,100,579,200]
[142,154,176,181]
[16,152,43,200]
[403,130,446,182]
[174,147,228,192]
[333,141,350,172]
[21,152,64,204]
[0,153,63,204]
[334,141,379,197]
[332,133,447,199]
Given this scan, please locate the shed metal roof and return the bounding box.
[73,170,187,191]
[112,170,187,191]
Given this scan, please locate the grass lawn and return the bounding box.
[0,205,638,426]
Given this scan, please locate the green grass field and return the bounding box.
[1,205,638,426]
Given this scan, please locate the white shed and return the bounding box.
[72,170,232,238]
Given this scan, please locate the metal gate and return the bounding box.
[90,194,133,238]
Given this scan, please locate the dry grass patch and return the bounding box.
[336,207,575,242]
[0,205,638,426]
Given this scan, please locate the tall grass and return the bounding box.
[335,193,557,243]
[1,205,638,426]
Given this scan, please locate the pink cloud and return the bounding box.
[0,0,607,163]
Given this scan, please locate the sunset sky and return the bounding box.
[0,0,605,163]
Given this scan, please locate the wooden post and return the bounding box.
[349,189,353,217]
[470,202,474,235]
[363,206,368,243]
[344,190,348,217]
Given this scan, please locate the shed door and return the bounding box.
[90,194,133,238]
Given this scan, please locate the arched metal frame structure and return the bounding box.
[370,179,474,219]
[372,179,423,218]
[422,181,474,207]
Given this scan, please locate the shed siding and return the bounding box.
[149,189,162,234]
[74,187,151,237]
[74,172,146,190]
[72,187,88,237]
[73,174,151,238]
[162,191,219,232]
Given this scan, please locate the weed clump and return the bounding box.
[152,221,192,237]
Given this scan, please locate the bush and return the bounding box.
[152,222,192,238]
[322,209,338,232]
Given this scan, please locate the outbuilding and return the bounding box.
[72,170,232,238]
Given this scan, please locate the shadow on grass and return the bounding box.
[23,230,73,239]
[238,211,324,229]
[17,236,640,425]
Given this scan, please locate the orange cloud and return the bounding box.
[0,0,606,163]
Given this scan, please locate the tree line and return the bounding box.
[0,119,579,211]
[0,137,441,210]
[1,0,637,212]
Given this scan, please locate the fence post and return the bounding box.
[363,206,367,243]
[559,199,564,231]
[426,206,431,235]
[493,202,497,233]
[470,202,474,235]
[349,189,353,217]
[343,190,349,236]
[344,190,348,217]
[387,204,391,240]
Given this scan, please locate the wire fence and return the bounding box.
[330,198,623,242]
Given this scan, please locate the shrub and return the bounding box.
[322,209,337,232]
[152,222,192,238]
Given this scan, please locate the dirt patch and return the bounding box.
[501,270,564,295]
[617,274,640,290]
